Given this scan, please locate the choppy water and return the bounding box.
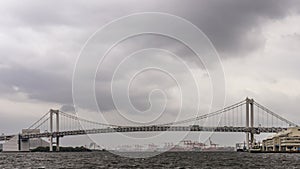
[0,151,299,169]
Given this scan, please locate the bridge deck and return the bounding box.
[0,126,286,140]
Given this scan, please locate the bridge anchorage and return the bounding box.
[0,98,298,152]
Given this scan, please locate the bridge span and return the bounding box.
[0,98,298,152]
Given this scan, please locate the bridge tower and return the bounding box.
[245,98,254,150]
[49,109,59,152]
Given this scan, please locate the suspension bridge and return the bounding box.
[0,98,298,152]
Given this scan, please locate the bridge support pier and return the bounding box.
[250,100,254,148]
[246,98,250,150]
[50,111,53,152]
[56,111,59,152]
[245,98,255,151]
[49,109,59,152]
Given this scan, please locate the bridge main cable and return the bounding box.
[59,99,247,127]
[58,111,120,127]
[27,99,247,130]
[27,111,50,129]
[54,99,246,128]
[253,101,298,127]
[157,99,247,126]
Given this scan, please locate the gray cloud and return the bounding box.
[0,65,72,104]
[168,0,300,56]
[0,0,298,106]
[2,0,298,58]
[60,104,76,113]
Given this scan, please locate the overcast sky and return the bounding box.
[1,0,300,147]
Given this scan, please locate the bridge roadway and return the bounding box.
[0,125,287,141]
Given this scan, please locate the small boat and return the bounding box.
[249,148,262,153]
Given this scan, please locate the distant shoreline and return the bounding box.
[30,146,93,152]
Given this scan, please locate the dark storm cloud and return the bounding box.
[0,0,299,112]
[167,0,300,56]
[92,34,205,114]
[0,65,72,104]
[1,0,299,58]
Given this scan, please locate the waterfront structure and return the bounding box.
[262,127,300,152]
[2,129,48,152]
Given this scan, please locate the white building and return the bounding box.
[262,127,300,152]
[2,129,49,152]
